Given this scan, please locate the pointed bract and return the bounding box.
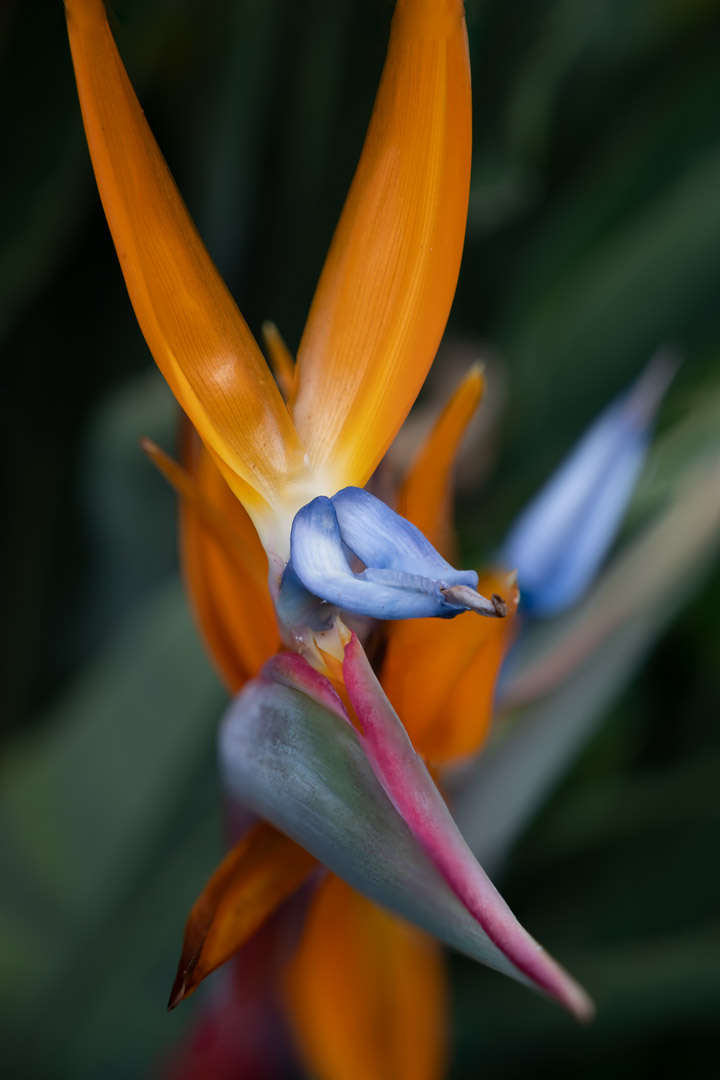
[342,635,593,1020]
[219,652,594,1019]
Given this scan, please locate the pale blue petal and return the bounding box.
[331,486,476,586]
[287,491,478,620]
[287,494,472,617]
[501,355,676,616]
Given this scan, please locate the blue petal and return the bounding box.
[288,495,475,619]
[331,487,476,585]
[501,353,677,616]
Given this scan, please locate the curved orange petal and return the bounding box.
[169,823,316,1009]
[381,366,507,762]
[293,0,472,491]
[143,426,279,691]
[179,427,281,691]
[398,363,485,559]
[261,321,296,403]
[287,875,447,1080]
[381,571,518,763]
[64,0,309,533]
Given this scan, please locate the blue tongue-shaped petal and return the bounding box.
[281,487,499,623]
[501,352,678,616]
[331,486,469,579]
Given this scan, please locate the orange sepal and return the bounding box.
[64,0,308,527]
[286,875,448,1080]
[381,571,519,763]
[398,364,485,559]
[181,427,281,691]
[261,321,296,404]
[292,0,472,492]
[143,426,279,691]
[169,823,316,1010]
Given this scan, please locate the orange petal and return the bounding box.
[381,571,519,763]
[261,321,296,403]
[292,0,472,491]
[64,0,308,531]
[143,425,279,691]
[180,426,281,691]
[398,364,485,559]
[286,875,448,1080]
[169,823,316,1009]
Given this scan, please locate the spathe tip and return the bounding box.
[559,971,596,1023]
[167,969,189,1012]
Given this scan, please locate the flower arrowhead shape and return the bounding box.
[219,648,593,1022]
[64,0,605,1076]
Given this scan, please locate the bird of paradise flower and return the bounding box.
[63,1,607,1076]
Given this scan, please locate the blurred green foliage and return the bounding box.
[1,0,719,1077]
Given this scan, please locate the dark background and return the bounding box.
[1,1,719,1077]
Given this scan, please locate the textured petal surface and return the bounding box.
[398,364,485,557]
[292,0,472,490]
[287,875,447,1080]
[219,655,593,1017]
[64,0,309,532]
[168,824,316,1009]
[381,571,518,763]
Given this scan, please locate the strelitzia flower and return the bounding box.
[64,0,604,1075]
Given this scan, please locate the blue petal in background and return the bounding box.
[501,353,677,616]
